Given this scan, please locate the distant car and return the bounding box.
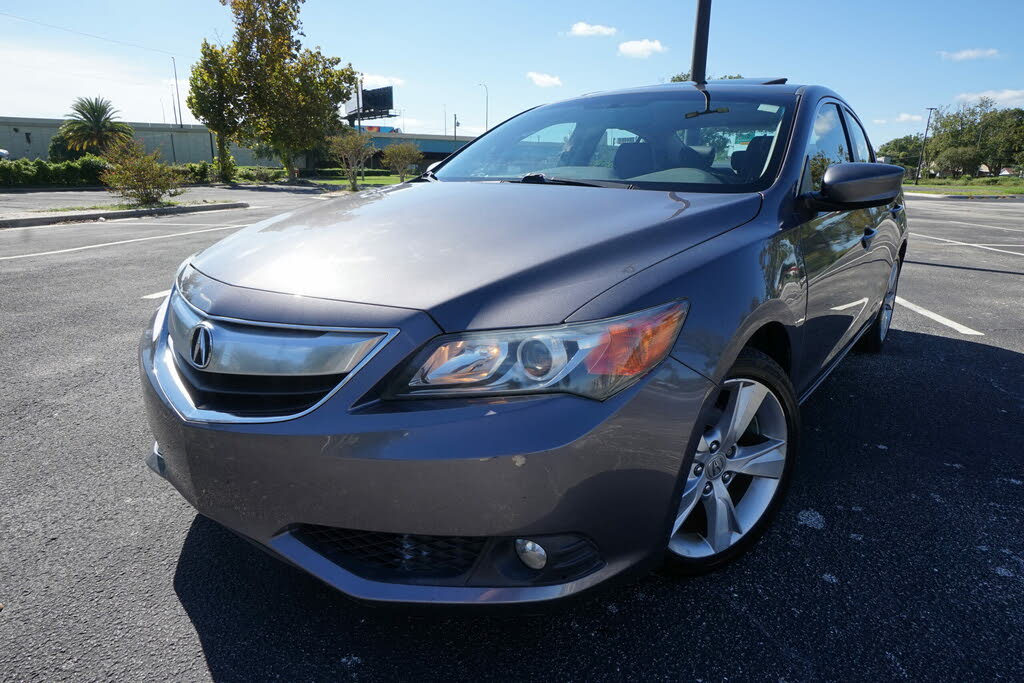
[140,79,906,605]
[0,149,9,160]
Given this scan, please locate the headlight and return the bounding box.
[388,301,688,400]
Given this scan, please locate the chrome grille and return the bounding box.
[153,290,397,423]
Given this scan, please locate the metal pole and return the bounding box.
[690,0,712,85]
[478,83,489,130]
[171,57,184,128]
[915,107,937,185]
[453,114,458,143]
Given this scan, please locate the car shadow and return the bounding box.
[173,328,1024,681]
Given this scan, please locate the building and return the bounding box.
[0,116,475,167]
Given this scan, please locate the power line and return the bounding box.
[0,11,191,58]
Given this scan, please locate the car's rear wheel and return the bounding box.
[662,349,799,575]
[858,259,901,353]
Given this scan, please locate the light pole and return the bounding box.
[453,113,459,143]
[915,107,938,185]
[478,83,489,130]
[171,57,184,129]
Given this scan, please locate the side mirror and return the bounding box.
[426,161,441,173]
[803,162,904,211]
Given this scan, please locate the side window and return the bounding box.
[844,110,873,162]
[804,103,850,191]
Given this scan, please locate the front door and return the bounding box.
[796,102,880,390]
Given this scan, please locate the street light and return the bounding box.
[478,83,489,130]
[915,107,938,185]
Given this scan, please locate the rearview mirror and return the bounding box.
[803,162,904,212]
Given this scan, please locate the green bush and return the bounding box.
[0,155,109,187]
[100,140,183,206]
[171,161,213,184]
[236,166,286,183]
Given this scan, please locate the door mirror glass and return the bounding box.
[805,162,904,211]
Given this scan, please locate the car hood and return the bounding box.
[191,181,761,331]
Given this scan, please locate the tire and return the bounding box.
[661,348,800,576]
[857,259,902,353]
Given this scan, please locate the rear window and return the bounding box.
[436,89,796,193]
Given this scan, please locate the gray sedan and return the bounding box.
[140,78,906,604]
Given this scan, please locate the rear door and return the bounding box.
[796,101,879,388]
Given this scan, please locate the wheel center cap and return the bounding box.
[706,454,726,479]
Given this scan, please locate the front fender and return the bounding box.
[566,220,805,386]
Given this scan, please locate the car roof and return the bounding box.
[572,80,847,110]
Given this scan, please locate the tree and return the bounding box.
[877,134,923,174]
[977,107,1024,176]
[47,129,88,162]
[328,130,376,190]
[380,142,423,182]
[933,146,982,179]
[187,40,242,182]
[669,72,743,82]
[59,96,134,154]
[223,0,358,178]
[100,139,183,205]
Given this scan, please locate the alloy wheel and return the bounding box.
[879,262,900,342]
[669,378,788,559]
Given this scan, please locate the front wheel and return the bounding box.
[662,348,799,575]
[858,259,901,353]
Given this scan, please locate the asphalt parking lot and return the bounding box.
[1,191,1022,681]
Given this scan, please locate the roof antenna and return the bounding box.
[691,0,711,87]
[690,0,713,112]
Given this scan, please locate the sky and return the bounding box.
[1,0,1022,147]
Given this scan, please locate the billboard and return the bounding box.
[361,86,394,113]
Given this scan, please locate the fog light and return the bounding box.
[514,539,547,570]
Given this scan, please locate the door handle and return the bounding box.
[861,227,878,248]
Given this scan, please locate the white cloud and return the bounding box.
[956,89,1024,107]
[895,113,923,122]
[361,74,405,88]
[939,48,999,61]
[569,21,617,37]
[526,71,562,87]
[618,39,667,59]
[873,119,887,124]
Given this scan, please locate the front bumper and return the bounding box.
[140,289,713,605]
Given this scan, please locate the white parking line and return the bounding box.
[945,220,1024,234]
[0,225,244,261]
[142,289,171,300]
[911,232,1024,257]
[896,296,984,336]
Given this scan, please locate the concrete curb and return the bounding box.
[903,191,1023,200]
[0,202,249,229]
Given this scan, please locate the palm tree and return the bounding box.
[60,96,134,153]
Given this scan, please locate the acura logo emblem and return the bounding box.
[188,324,213,369]
[706,455,725,479]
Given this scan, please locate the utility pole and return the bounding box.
[915,107,938,185]
[478,83,489,130]
[171,57,184,128]
[453,113,459,143]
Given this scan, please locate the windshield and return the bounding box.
[435,89,795,193]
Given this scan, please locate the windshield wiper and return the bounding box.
[506,173,635,189]
[412,169,439,182]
